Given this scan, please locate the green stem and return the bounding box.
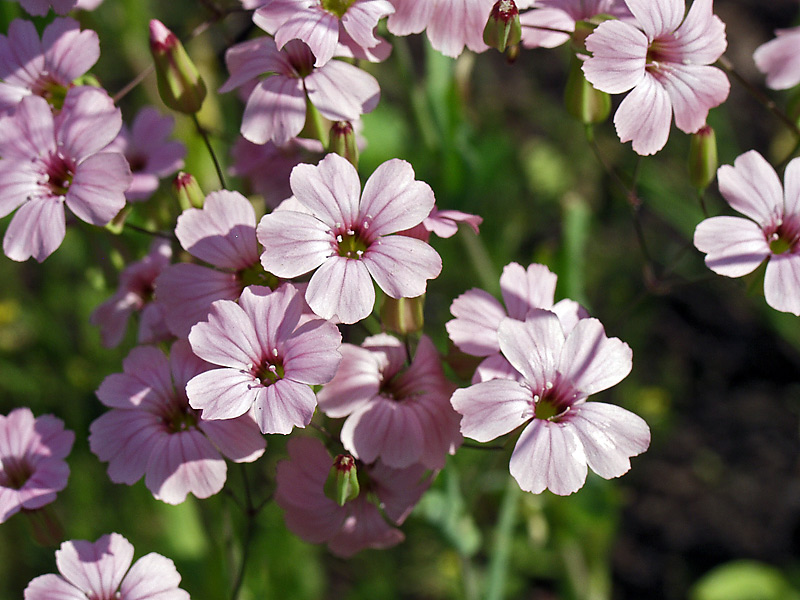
[485,477,521,600]
[230,465,255,600]
[192,113,227,189]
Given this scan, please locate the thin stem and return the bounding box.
[718,55,800,139]
[520,24,573,35]
[123,223,175,240]
[230,465,256,600]
[461,442,506,451]
[485,477,522,600]
[192,113,227,189]
[112,65,154,103]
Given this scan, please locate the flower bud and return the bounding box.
[328,121,359,168]
[381,295,425,335]
[564,54,610,124]
[324,454,360,506]
[149,19,207,114]
[688,125,718,191]
[483,0,521,53]
[173,171,205,210]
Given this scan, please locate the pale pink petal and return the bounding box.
[283,318,343,384]
[241,76,306,146]
[89,410,163,484]
[19,459,69,509]
[306,60,380,122]
[764,254,800,316]
[672,0,726,64]
[661,64,729,134]
[337,27,392,62]
[370,461,431,524]
[785,157,800,216]
[500,262,557,319]
[341,0,394,51]
[551,298,589,334]
[119,553,189,600]
[693,216,770,277]
[144,431,226,504]
[520,8,574,49]
[253,378,318,434]
[583,20,647,94]
[510,420,588,495]
[0,95,54,159]
[56,87,122,160]
[447,289,507,356]
[340,398,425,467]
[426,0,493,57]
[365,235,442,298]
[614,73,673,155]
[306,257,375,323]
[185,369,258,420]
[272,8,339,67]
[423,208,482,238]
[717,150,784,225]
[96,345,172,409]
[198,415,266,463]
[386,0,433,35]
[472,353,523,383]
[175,190,259,271]
[238,285,303,355]
[624,0,684,39]
[328,496,404,557]
[359,159,434,236]
[558,318,632,396]
[569,402,650,479]
[290,153,362,226]
[188,299,263,368]
[156,264,242,338]
[317,344,382,417]
[754,28,800,90]
[67,153,130,225]
[256,210,332,277]
[219,37,286,93]
[3,196,65,263]
[451,378,533,442]
[0,19,45,91]
[42,18,100,82]
[55,534,133,598]
[24,573,86,600]
[497,310,564,391]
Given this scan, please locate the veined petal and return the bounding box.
[3,196,65,262]
[450,378,533,442]
[290,153,362,227]
[754,28,800,91]
[67,152,130,225]
[447,288,507,356]
[185,369,258,420]
[386,0,432,35]
[497,310,564,392]
[359,159,434,236]
[219,37,286,93]
[306,256,374,323]
[119,553,189,600]
[764,254,800,316]
[660,64,729,134]
[500,262,557,319]
[717,150,784,225]
[188,300,262,369]
[558,318,632,396]
[672,0,726,64]
[625,0,685,40]
[253,378,317,434]
[613,74,673,155]
[241,76,306,146]
[365,235,441,299]
[256,210,332,277]
[583,20,647,94]
[54,534,133,599]
[693,215,770,277]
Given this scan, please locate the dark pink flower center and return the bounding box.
[127,153,147,173]
[766,215,800,255]
[161,397,200,433]
[44,152,76,198]
[31,72,69,109]
[0,456,34,490]
[284,41,316,79]
[333,219,375,260]
[645,38,682,74]
[255,354,285,386]
[531,380,577,422]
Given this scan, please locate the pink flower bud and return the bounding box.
[149,19,206,114]
[483,0,521,53]
[328,121,359,168]
[381,295,425,335]
[173,171,205,209]
[324,454,360,506]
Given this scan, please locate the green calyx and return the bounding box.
[321,0,355,18]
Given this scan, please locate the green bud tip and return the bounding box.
[149,19,207,114]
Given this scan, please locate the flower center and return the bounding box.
[321,0,355,18]
[238,263,280,289]
[0,456,34,490]
[766,216,800,255]
[31,72,68,109]
[162,399,200,433]
[531,381,573,422]
[256,357,285,386]
[45,152,76,198]
[336,229,369,259]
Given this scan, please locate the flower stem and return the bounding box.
[192,113,227,189]
[485,477,522,600]
[230,465,256,600]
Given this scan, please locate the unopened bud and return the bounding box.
[324,454,360,506]
[688,125,718,190]
[381,295,425,335]
[564,54,610,124]
[173,171,205,209]
[328,121,359,168]
[149,19,207,114]
[483,0,521,53]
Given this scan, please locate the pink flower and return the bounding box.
[11,0,77,17]
[275,436,431,557]
[318,334,461,469]
[90,239,172,348]
[230,136,324,208]
[0,408,74,523]
[0,18,99,114]
[582,0,729,155]
[90,340,266,504]
[155,190,265,337]
[219,37,380,146]
[186,285,342,434]
[754,26,800,90]
[447,262,587,383]
[105,106,185,201]
[386,0,494,58]
[399,206,483,242]
[451,310,650,495]
[253,0,394,67]
[520,0,631,49]
[694,150,800,316]
[24,533,189,600]
[257,153,442,324]
[0,86,131,262]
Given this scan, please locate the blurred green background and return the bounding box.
[2,1,800,599]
